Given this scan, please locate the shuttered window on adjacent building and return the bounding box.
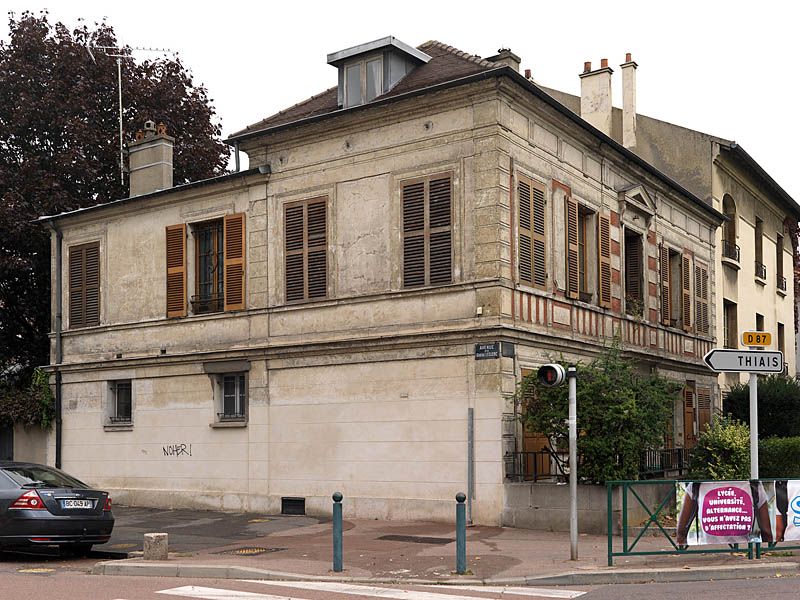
[223,213,246,311]
[695,263,709,335]
[683,381,696,448]
[697,387,711,437]
[565,196,579,299]
[285,198,327,302]
[402,174,452,288]
[598,214,612,308]
[517,175,546,289]
[681,254,692,332]
[68,241,100,328]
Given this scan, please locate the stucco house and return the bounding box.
[37,37,741,526]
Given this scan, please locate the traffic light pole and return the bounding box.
[567,365,578,560]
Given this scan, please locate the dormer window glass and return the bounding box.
[344,57,383,108]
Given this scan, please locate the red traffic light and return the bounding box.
[537,364,566,387]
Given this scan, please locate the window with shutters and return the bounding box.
[624,228,644,316]
[193,220,224,313]
[598,214,612,308]
[662,247,689,329]
[723,300,738,348]
[68,241,100,328]
[566,199,594,302]
[697,387,712,438]
[683,381,697,448]
[755,216,765,280]
[694,263,709,335]
[402,174,453,288]
[517,174,546,290]
[285,198,328,302]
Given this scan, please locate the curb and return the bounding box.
[91,559,799,585]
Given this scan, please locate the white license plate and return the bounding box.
[61,499,93,509]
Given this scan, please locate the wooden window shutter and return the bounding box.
[402,174,452,287]
[625,235,642,304]
[223,213,246,311]
[165,224,187,318]
[285,198,327,302]
[683,383,696,447]
[697,387,712,436]
[598,215,612,307]
[681,254,692,332]
[428,176,452,285]
[306,199,327,298]
[695,264,709,335]
[517,176,533,285]
[68,242,100,328]
[660,244,670,325]
[565,196,579,299]
[531,180,547,289]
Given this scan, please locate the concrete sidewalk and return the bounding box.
[92,512,800,585]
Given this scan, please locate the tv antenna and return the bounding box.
[86,43,174,185]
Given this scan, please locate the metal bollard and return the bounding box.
[455,492,467,574]
[332,491,343,572]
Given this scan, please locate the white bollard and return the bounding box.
[143,532,169,560]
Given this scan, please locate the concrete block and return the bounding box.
[143,532,169,560]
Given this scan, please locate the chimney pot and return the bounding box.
[127,120,174,197]
[600,58,608,69]
[486,48,521,73]
[625,52,632,63]
[583,61,592,73]
[524,68,531,79]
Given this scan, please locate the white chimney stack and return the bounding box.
[621,53,638,149]
[579,58,613,137]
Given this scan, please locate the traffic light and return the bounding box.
[537,364,566,387]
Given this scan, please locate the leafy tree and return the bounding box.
[687,415,750,480]
[0,11,228,425]
[517,344,680,483]
[723,375,800,438]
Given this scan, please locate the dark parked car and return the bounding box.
[0,461,114,554]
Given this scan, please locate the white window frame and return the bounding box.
[105,379,133,430]
[212,372,248,425]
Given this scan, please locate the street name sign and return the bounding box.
[741,331,772,347]
[703,349,784,373]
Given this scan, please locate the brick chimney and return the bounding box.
[487,48,521,73]
[579,59,613,136]
[127,120,174,197]
[620,53,638,148]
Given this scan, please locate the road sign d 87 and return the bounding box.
[742,331,771,346]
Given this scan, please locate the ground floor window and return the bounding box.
[214,373,247,422]
[108,380,132,425]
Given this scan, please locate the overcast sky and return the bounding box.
[5,1,799,200]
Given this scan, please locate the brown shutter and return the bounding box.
[660,244,670,325]
[428,176,452,285]
[69,242,100,328]
[625,234,642,304]
[598,214,611,307]
[285,204,305,301]
[681,254,692,332]
[223,213,246,311]
[165,224,187,318]
[565,196,579,299]
[697,387,711,436]
[695,263,709,335]
[306,199,327,298]
[518,176,532,285]
[402,179,425,288]
[531,180,547,289]
[683,383,696,447]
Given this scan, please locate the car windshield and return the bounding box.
[2,465,88,489]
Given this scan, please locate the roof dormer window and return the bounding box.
[328,36,431,109]
[345,57,383,108]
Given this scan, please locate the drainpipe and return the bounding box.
[48,221,63,469]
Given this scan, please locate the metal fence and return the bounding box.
[639,448,690,478]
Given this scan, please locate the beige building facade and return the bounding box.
[42,39,727,525]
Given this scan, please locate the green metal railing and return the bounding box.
[606,479,798,566]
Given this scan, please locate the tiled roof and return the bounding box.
[228,41,497,139]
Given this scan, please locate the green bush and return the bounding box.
[724,375,800,438]
[688,415,750,480]
[760,437,800,478]
[518,343,679,483]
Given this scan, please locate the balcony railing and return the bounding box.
[191,293,223,314]
[639,448,691,478]
[722,240,740,262]
[755,261,767,280]
[778,276,787,292]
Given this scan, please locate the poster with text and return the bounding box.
[675,481,774,546]
[775,480,800,541]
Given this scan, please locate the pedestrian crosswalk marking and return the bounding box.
[423,584,585,598]
[156,586,298,600]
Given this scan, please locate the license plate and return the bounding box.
[61,499,93,509]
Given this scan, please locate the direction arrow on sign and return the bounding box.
[703,349,784,373]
